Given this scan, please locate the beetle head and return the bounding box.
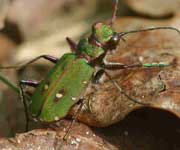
[92,22,122,50]
[92,23,114,44]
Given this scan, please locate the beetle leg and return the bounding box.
[103,70,149,105]
[102,61,142,70]
[92,69,105,84]
[0,55,59,69]
[20,80,40,88]
[19,80,40,131]
[66,37,78,53]
[19,81,30,132]
[39,55,59,63]
[63,98,84,141]
[103,61,170,70]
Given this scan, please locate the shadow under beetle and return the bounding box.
[0,0,180,139]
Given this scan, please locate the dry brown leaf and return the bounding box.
[0,120,118,150]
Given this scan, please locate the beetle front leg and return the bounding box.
[103,61,170,70]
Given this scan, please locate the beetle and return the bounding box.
[0,0,180,136]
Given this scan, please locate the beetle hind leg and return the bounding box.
[19,80,40,131]
[19,81,30,131]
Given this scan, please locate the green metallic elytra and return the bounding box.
[30,53,94,122]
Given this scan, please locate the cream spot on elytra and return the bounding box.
[83,81,87,84]
[53,89,65,103]
[44,84,49,90]
[56,93,63,99]
[54,116,59,121]
[71,97,77,101]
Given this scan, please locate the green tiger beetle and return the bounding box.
[0,0,180,140]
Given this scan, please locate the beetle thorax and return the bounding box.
[77,38,104,59]
[77,23,115,60]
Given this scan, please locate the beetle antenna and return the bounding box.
[117,26,180,38]
[110,0,118,26]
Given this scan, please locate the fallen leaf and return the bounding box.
[0,120,118,150]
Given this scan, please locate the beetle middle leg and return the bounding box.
[63,98,85,141]
[19,80,40,131]
[92,69,105,84]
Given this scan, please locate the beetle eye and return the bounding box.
[106,33,120,50]
[110,33,120,45]
[112,35,119,42]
